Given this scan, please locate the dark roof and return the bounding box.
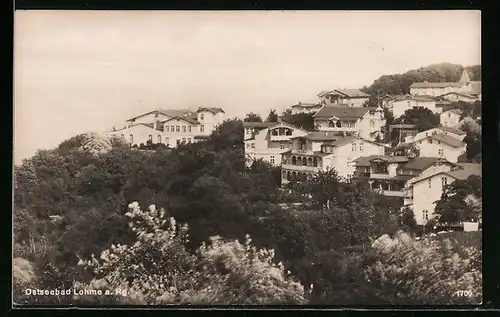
[410,82,462,89]
[437,126,466,135]
[197,107,225,114]
[162,116,200,125]
[353,155,409,166]
[243,122,276,129]
[392,175,415,181]
[313,106,376,119]
[402,157,446,170]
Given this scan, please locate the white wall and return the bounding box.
[415,138,465,162]
[358,111,385,140]
[440,111,461,128]
[331,140,386,178]
[197,110,225,135]
[392,99,437,118]
[127,112,173,127]
[163,118,199,148]
[411,174,454,225]
[410,86,461,97]
[121,124,163,147]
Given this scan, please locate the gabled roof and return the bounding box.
[437,92,477,99]
[428,134,465,148]
[333,89,370,98]
[313,105,377,120]
[354,155,448,172]
[409,163,481,185]
[317,90,332,97]
[267,121,307,132]
[243,122,277,129]
[437,126,466,135]
[196,107,225,114]
[126,109,192,122]
[162,116,200,125]
[410,82,462,89]
[458,69,471,84]
[124,123,159,131]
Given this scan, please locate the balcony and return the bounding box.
[381,190,405,197]
[282,164,320,173]
[317,126,357,132]
[370,172,392,180]
[270,135,293,142]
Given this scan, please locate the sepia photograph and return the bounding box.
[13,10,482,306]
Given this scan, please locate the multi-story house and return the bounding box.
[436,92,479,103]
[317,89,370,107]
[290,102,323,115]
[313,105,385,141]
[243,121,277,141]
[440,108,463,128]
[409,69,481,98]
[408,132,466,163]
[353,155,452,198]
[106,107,225,148]
[389,95,438,118]
[404,162,481,225]
[244,122,309,167]
[281,132,386,183]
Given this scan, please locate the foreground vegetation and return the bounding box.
[13,120,481,305]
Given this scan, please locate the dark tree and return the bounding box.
[394,107,440,132]
[266,109,279,122]
[244,112,263,122]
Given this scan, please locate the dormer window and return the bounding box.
[200,113,204,121]
[154,113,159,118]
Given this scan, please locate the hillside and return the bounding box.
[361,63,481,105]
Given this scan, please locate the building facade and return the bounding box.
[404,163,481,225]
[107,107,225,148]
[290,102,323,115]
[405,126,466,143]
[313,105,385,141]
[317,89,370,107]
[409,69,481,98]
[281,133,386,183]
[440,109,463,128]
[390,95,438,118]
[244,122,309,167]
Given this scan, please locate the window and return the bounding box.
[182,138,186,143]
[359,142,364,152]
[164,137,169,145]
[154,113,158,118]
[188,126,192,133]
[187,138,191,143]
[347,157,352,168]
[369,120,375,128]
[165,126,169,132]
[352,142,357,152]
[425,133,428,137]
[438,149,444,156]
[129,134,134,143]
[280,143,285,150]
[448,112,451,117]
[200,113,204,121]
[120,134,125,139]
[148,134,153,142]
[182,126,186,133]
[157,135,162,143]
[176,126,180,132]
[171,125,175,132]
[423,210,429,220]
[437,140,441,144]
[270,156,275,165]
[428,178,432,188]
[200,125,205,132]
[441,176,448,187]
[429,138,433,144]
[251,143,255,149]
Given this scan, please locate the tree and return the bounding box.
[434,175,482,225]
[280,111,315,131]
[72,202,306,305]
[266,109,279,122]
[244,113,263,122]
[394,107,440,132]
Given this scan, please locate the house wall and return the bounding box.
[163,118,199,148]
[411,174,454,225]
[440,93,477,103]
[440,111,461,128]
[392,99,438,118]
[410,86,462,97]
[414,138,465,162]
[358,111,386,140]
[197,110,225,135]
[332,140,386,178]
[122,125,163,147]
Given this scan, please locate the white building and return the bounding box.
[281,132,386,182]
[389,95,438,118]
[410,133,466,163]
[313,105,385,141]
[290,102,323,115]
[317,89,370,107]
[440,108,463,128]
[409,69,481,98]
[107,107,225,148]
[436,92,479,103]
[404,162,481,225]
[244,122,309,167]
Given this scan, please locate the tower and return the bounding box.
[458,69,471,85]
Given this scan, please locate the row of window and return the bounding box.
[165,125,204,133]
[351,142,364,152]
[428,176,448,188]
[121,134,193,145]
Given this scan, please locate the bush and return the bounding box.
[72,202,306,305]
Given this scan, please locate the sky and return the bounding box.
[14,10,481,164]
